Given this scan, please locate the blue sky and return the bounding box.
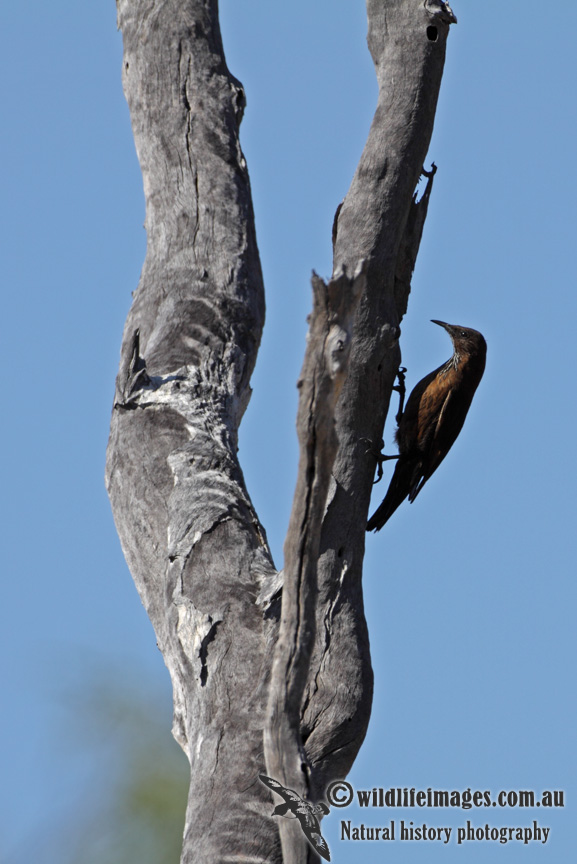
[1,2,575,862]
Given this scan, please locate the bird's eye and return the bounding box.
[460,330,467,337]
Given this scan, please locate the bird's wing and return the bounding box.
[259,775,302,805]
[416,387,464,490]
[415,377,450,452]
[402,387,450,502]
[434,388,453,437]
[299,820,331,861]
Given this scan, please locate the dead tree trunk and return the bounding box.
[106,1,455,861]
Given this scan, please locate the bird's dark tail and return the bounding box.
[366,456,422,531]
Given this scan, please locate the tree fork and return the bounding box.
[106,1,455,861]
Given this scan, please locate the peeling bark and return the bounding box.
[106,1,455,861]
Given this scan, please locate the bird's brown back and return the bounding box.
[367,322,486,530]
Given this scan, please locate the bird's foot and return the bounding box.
[360,437,400,484]
[393,366,407,424]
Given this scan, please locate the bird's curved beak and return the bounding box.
[431,320,459,339]
[431,319,450,331]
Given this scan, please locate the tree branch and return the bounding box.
[107,1,281,860]
[298,0,456,793]
[264,270,363,862]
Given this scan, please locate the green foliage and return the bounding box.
[58,666,189,864]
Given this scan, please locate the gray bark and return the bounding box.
[106,1,455,862]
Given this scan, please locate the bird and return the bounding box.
[367,320,487,531]
[259,775,331,861]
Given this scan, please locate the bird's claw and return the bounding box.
[393,366,407,424]
[421,162,437,179]
[360,436,384,454]
[360,437,399,484]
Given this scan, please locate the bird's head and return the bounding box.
[431,319,487,359]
